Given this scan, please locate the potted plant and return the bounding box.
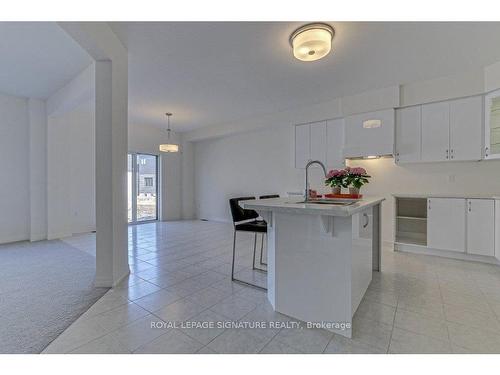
[345,166,371,195]
[325,169,348,195]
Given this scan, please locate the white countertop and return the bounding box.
[240,196,385,217]
[393,193,500,199]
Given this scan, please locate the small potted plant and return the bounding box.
[345,166,371,195]
[325,169,348,195]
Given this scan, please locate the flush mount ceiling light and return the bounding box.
[289,23,335,62]
[159,112,179,153]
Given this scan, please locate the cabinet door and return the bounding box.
[421,102,450,162]
[467,199,495,256]
[395,106,421,163]
[427,198,466,252]
[310,121,327,165]
[343,109,395,158]
[295,124,310,169]
[485,90,500,159]
[450,96,483,161]
[326,118,345,168]
[496,200,500,261]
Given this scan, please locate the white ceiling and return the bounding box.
[2,22,500,131]
[111,22,500,132]
[0,22,92,99]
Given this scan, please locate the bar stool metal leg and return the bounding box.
[231,229,267,291]
[252,233,257,270]
[231,230,237,281]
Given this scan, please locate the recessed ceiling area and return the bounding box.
[0,22,92,99]
[111,22,500,132]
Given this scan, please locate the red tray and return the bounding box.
[324,193,363,199]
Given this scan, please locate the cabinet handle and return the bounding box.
[446,149,449,159]
[428,200,431,210]
[485,147,489,157]
[363,213,369,228]
[468,201,472,212]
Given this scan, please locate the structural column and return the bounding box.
[59,22,129,287]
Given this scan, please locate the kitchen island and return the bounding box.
[241,196,384,338]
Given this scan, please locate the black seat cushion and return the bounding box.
[235,220,267,233]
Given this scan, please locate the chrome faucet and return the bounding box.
[304,160,327,202]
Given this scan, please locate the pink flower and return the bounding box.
[349,167,367,176]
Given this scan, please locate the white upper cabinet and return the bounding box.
[427,198,466,252]
[343,109,395,159]
[395,106,421,163]
[326,118,345,168]
[449,96,483,161]
[295,123,310,169]
[294,121,328,168]
[420,96,483,163]
[496,200,500,261]
[310,121,327,164]
[485,89,500,159]
[421,102,450,162]
[466,199,495,257]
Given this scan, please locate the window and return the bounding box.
[128,153,159,223]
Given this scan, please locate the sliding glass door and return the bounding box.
[128,153,159,223]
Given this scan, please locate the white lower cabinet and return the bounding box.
[466,199,495,256]
[397,196,498,263]
[427,198,466,253]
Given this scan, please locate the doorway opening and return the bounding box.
[128,153,159,223]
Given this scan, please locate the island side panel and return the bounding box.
[372,203,382,272]
[265,211,276,309]
[351,207,374,315]
[273,212,354,338]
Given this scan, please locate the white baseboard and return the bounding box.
[112,269,131,287]
[395,242,500,266]
[94,276,113,287]
[94,268,130,288]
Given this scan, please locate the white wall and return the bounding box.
[180,138,196,219]
[0,92,30,243]
[47,103,95,238]
[28,98,48,241]
[46,64,96,239]
[194,125,327,222]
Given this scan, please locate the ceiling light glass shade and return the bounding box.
[363,119,382,129]
[159,143,179,153]
[290,23,334,62]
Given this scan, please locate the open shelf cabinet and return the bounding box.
[395,197,427,246]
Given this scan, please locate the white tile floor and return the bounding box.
[43,220,500,354]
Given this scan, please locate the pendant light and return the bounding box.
[159,112,179,153]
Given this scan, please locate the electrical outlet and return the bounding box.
[448,174,456,183]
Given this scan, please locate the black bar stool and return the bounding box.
[257,195,280,266]
[229,197,267,290]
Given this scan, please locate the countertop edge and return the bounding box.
[240,197,385,217]
[392,194,500,199]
